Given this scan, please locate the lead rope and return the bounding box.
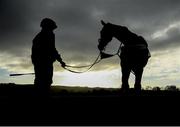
[63,43,123,74]
[62,53,101,73]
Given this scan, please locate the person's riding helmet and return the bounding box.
[40,18,57,30]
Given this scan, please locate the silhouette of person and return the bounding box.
[31,18,66,96]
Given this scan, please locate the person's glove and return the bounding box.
[60,61,66,68]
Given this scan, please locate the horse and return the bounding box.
[98,20,151,91]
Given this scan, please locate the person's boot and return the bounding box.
[134,84,141,93]
[121,84,130,93]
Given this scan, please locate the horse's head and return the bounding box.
[98,20,114,51]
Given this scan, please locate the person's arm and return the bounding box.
[55,49,66,67]
[52,34,66,67]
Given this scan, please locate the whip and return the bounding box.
[10,73,35,77]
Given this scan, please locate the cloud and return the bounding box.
[150,21,180,50]
[1,0,180,53]
[0,0,180,86]
[0,52,32,73]
[143,47,180,87]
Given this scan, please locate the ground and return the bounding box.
[0,84,180,125]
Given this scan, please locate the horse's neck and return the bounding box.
[113,27,140,46]
[111,26,125,43]
[113,31,125,44]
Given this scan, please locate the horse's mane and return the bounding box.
[106,23,148,46]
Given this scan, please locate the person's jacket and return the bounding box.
[31,30,62,64]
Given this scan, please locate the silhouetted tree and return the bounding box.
[145,86,152,90]
[165,85,179,91]
[152,87,161,91]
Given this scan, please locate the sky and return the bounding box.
[0,0,180,88]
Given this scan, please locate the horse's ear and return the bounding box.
[101,20,106,26]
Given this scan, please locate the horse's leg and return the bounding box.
[121,65,131,90]
[133,67,144,91]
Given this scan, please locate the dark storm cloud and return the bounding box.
[1,0,180,68]
[151,26,180,50]
[0,0,34,55]
[0,1,28,35]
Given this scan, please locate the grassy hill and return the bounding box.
[0,83,180,97]
[0,83,180,125]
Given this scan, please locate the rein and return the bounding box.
[63,43,122,74]
[63,53,101,73]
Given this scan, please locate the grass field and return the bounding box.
[0,83,180,97]
[0,83,180,125]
